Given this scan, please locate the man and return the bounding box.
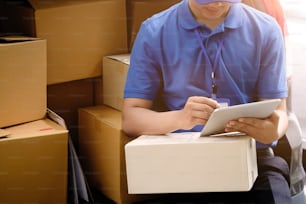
[123,0,291,203]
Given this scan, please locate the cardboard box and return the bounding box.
[125,133,258,194]
[78,105,157,204]
[28,0,128,84]
[127,0,180,50]
[0,1,36,37]
[103,54,130,111]
[0,118,68,204]
[47,78,95,142]
[0,37,47,128]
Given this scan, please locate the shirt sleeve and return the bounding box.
[257,18,288,99]
[124,21,162,101]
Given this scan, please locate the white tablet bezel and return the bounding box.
[200,99,281,136]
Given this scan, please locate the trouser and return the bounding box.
[135,148,292,204]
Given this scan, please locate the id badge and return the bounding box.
[216,98,230,108]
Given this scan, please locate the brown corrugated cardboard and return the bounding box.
[47,78,95,143]
[125,134,258,194]
[127,0,180,50]
[0,118,68,204]
[0,37,47,128]
[78,105,158,204]
[29,0,128,84]
[103,54,130,111]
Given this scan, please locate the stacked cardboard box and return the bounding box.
[28,0,128,85]
[0,118,68,204]
[27,0,129,149]
[0,36,47,128]
[78,105,156,204]
[103,54,130,111]
[0,36,68,203]
[102,54,165,112]
[47,78,96,146]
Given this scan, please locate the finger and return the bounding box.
[225,119,257,135]
[192,110,212,121]
[190,96,219,108]
[237,117,261,128]
[186,101,216,115]
[224,126,239,133]
[191,117,209,126]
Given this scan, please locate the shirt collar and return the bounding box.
[179,0,243,30]
[225,3,243,29]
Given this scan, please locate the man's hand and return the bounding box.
[224,99,288,144]
[178,96,219,130]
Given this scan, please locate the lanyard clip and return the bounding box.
[211,84,218,100]
[212,84,218,94]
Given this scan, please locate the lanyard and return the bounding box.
[195,30,224,99]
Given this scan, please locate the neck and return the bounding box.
[198,18,225,30]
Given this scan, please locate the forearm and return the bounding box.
[122,96,219,137]
[275,107,288,140]
[122,107,182,137]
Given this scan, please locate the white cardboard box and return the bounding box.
[125,133,258,194]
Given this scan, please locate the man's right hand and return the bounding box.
[178,96,219,130]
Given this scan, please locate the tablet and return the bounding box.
[200,99,281,137]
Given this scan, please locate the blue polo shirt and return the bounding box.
[124,0,287,145]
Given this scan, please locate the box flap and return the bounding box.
[28,0,103,10]
[0,36,42,43]
[106,54,130,65]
